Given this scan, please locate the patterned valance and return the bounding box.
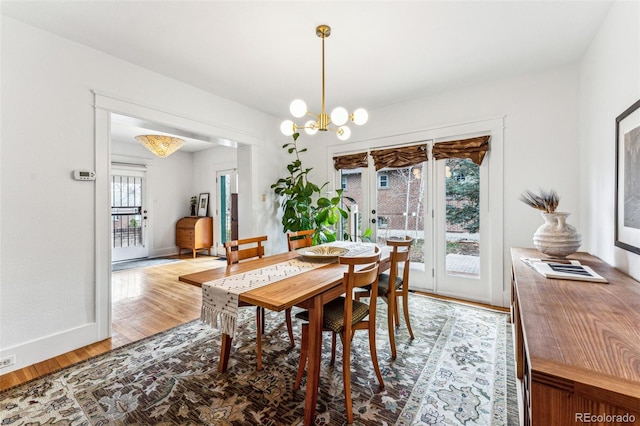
[333,152,369,170]
[370,144,428,171]
[432,136,490,165]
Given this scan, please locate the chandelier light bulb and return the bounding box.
[337,126,351,141]
[352,108,369,126]
[304,120,318,135]
[330,107,349,126]
[280,120,295,136]
[290,99,307,118]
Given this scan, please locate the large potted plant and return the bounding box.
[271,133,350,245]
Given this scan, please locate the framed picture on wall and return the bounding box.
[615,98,640,254]
[197,193,210,217]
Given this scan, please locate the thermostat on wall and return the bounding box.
[73,170,96,181]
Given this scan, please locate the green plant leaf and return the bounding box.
[316,197,330,207]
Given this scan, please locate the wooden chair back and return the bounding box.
[224,235,267,265]
[286,229,314,251]
[387,236,413,283]
[339,246,381,334]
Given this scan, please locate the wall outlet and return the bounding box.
[0,355,16,369]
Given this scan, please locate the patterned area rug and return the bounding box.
[0,295,518,425]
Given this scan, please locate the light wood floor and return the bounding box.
[0,255,507,392]
[0,254,226,392]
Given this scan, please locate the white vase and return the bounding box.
[533,212,582,258]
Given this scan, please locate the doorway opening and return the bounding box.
[111,166,148,262]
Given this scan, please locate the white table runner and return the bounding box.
[201,242,376,338]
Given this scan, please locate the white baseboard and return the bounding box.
[0,323,99,375]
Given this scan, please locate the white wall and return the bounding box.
[0,17,282,372]
[579,1,640,281]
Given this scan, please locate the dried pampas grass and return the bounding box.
[519,189,559,213]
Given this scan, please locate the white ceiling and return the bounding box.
[2,1,613,150]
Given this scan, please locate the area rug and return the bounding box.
[111,257,182,272]
[0,295,518,425]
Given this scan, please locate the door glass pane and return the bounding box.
[376,164,425,264]
[445,158,480,278]
[111,175,143,249]
[220,174,232,244]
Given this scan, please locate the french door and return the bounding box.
[337,142,488,301]
[433,156,487,301]
[111,166,149,261]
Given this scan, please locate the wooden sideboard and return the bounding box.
[176,216,213,258]
[511,248,640,425]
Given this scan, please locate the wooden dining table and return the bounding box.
[178,242,389,426]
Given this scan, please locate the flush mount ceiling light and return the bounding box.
[135,135,185,158]
[280,25,368,141]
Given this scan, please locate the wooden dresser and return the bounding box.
[511,248,640,425]
[175,216,213,258]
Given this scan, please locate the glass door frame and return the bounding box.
[215,169,237,256]
[433,156,489,301]
[111,165,149,262]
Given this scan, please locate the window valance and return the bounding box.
[370,144,428,171]
[333,152,369,170]
[432,135,490,165]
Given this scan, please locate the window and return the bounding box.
[378,174,389,189]
[341,176,347,190]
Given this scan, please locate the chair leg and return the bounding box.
[402,294,414,340]
[368,320,385,389]
[342,330,354,424]
[387,294,397,360]
[295,323,308,390]
[285,307,295,348]
[330,332,337,365]
[256,307,263,371]
[261,306,266,333]
[394,295,400,326]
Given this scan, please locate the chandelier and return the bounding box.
[135,135,185,158]
[280,25,368,141]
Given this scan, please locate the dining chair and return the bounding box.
[223,235,294,371]
[294,247,384,424]
[286,229,314,251]
[355,236,414,359]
